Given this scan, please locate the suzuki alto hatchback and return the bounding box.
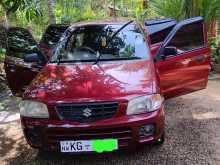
[4,17,210,153]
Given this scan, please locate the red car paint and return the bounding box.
[150,43,162,57]
[24,60,157,103]
[5,17,210,152]
[21,106,165,151]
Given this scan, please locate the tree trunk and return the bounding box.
[1,10,9,29]
[210,17,217,38]
[47,0,56,24]
[142,0,148,9]
[113,0,116,17]
[104,0,108,16]
[191,0,196,17]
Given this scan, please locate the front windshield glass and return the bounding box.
[51,24,150,63]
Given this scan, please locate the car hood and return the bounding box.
[24,60,156,104]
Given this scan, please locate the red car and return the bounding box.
[4,17,210,153]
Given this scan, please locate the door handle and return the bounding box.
[176,59,191,66]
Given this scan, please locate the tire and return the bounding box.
[38,149,51,157]
[154,132,165,145]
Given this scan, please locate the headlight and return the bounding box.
[127,94,164,115]
[19,100,49,118]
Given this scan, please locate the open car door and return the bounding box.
[145,19,177,57]
[5,27,47,96]
[155,17,211,99]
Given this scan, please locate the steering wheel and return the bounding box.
[77,46,97,55]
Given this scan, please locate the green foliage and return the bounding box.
[195,0,220,24]
[151,0,220,23]
[55,0,107,24]
[0,48,5,61]
[210,36,220,64]
[1,0,218,44]
[151,0,185,21]
[134,3,158,22]
[14,0,159,38]
[0,0,42,20]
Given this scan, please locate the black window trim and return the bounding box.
[156,17,205,61]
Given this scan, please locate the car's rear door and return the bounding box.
[155,17,211,99]
[5,27,47,96]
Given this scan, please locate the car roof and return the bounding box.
[69,18,135,30]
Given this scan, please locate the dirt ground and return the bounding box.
[0,79,220,165]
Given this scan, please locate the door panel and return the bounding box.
[5,27,46,96]
[155,17,211,99]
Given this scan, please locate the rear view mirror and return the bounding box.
[24,53,40,63]
[163,46,177,57]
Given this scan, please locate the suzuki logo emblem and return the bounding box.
[83,108,92,117]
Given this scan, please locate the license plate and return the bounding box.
[60,139,118,153]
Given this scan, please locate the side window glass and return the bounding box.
[166,22,204,54]
[150,26,174,44]
[7,28,38,59]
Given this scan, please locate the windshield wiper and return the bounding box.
[93,20,134,65]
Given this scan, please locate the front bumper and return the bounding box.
[21,106,165,152]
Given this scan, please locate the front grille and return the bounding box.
[56,102,118,123]
[46,127,132,150]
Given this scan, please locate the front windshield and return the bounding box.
[51,24,150,63]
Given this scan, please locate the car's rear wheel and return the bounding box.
[154,132,165,145]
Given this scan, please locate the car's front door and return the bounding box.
[155,17,211,99]
[146,19,176,57]
[5,27,47,96]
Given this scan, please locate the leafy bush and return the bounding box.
[210,37,220,64]
[0,48,6,62]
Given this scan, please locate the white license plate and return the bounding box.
[60,139,118,153]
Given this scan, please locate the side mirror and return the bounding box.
[163,46,177,57]
[24,53,41,63]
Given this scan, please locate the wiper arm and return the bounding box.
[94,20,134,65]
